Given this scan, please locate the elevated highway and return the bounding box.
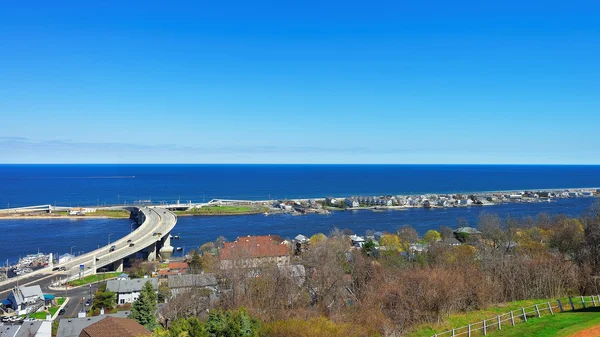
[0,207,177,293]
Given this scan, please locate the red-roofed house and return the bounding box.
[158,261,189,277]
[219,235,290,269]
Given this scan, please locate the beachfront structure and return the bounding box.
[219,235,290,270]
[106,278,158,305]
[345,197,359,208]
[325,197,338,205]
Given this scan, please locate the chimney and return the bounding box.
[100,307,104,315]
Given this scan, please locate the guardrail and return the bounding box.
[431,295,600,337]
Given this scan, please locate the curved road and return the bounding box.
[0,207,177,297]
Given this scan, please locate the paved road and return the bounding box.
[0,207,177,295]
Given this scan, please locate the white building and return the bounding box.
[6,285,45,315]
[106,278,158,305]
[58,253,75,264]
[345,197,359,208]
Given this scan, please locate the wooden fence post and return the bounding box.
[557,299,564,312]
[510,311,515,326]
[522,308,527,322]
[569,297,575,311]
[548,302,553,315]
[535,304,541,318]
[483,319,487,335]
[497,315,502,330]
[468,324,471,337]
[581,296,586,309]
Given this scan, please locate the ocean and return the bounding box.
[0,164,599,264]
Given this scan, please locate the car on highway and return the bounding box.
[129,243,135,247]
[52,267,60,271]
[109,245,116,252]
[85,299,91,306]
[127,239,132,243]
[96,257,100,261]
[59,266,67,271]
[58,309,65,315]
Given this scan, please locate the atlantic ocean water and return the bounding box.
[1,164,599,264]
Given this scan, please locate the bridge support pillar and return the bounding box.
[114,259,123,272]
[158,234,174,261]
[147,243,157,262]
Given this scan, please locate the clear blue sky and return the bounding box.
[1,1,599,164]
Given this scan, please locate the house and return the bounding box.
[325,197,338,205]
[409,243,429,253]
[158,262,189,277]
[106,278,158,305]
[78,316,151,337]
[441,238,462,246]
[219,235,290,270]
[349,235,366,248]
[116,273,129,280]
[57,312,132,337]
[0,321,51,337]
[294,234,310,244]
[168,274,218,298]
[345,197,359,208]
[5,285,45,315]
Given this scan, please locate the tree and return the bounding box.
[168,317,206,337]
[379,234,402,252]
[310,233,327,245]
[92,288,116,311]
[439,226,454,240]
[422,230,441,244]
[199,242,216,255]
[362,239,376,256]
[131,281,158,331]
[215,236,227,249]
[157,282,171,303]
[188,250,203,274]
[204,308,261,337]
[397,226,418,243]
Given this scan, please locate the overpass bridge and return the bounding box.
[0,207,177,291]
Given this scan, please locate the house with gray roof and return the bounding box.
[5,285,45,315]
[168,274,218,298]
[106,278,158,305]
[56,311,130,337]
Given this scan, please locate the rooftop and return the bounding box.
[78,316,150,337]
[219,235,289,260]
[57,312,130,337]
[106,278,158,294]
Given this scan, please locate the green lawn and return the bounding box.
[175,205,264,216]
[484,307,600,337]
[67,272,120,287]
[408,297,596,337]
[56,297,66,306]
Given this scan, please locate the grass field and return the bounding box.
[67,272,120,287]
[484,307,600,337]
[175,205,264,216]
[408,297,600,337]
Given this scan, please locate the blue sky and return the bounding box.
[1,1,599,164]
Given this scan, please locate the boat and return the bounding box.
[264,212,269,216]
[172,235,180,239]
[176,247,183,251]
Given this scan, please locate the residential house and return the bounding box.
[344,197,359,208]
[5,285,45,315]
[57,311,132,337]
[106,278,158,305]
[158,262,189,277]
[349,235,366,248]
[0,321,51,337]
[168,274,218,298]
[219,235,290,270]
[325,197,338,205]
[78,316,151,337]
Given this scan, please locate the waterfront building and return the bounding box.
[57,312,146,337]
[344,197,359,208]
[349,235,366,248]
[106,278,158,305]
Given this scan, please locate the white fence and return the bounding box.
[432,295,600,337]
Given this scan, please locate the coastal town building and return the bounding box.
[78,316,150,337]
[4,285,45,315]
[106,278,158,305]
[0,320,51,337]
[344,197,359,208]
[158,261,189,277]
[56,312,144,337]
[219,235,290,269]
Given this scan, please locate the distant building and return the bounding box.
[349,235,366,248]
[325,197,338,205]
[294,234,310,244]
[345,197,359,208]
[106,278,158,305]
[158,261,189,277]
[219,235,290,270]
[58,253,75,264]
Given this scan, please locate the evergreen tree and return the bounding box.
[130,281,158,330]
[188,250,203,274]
